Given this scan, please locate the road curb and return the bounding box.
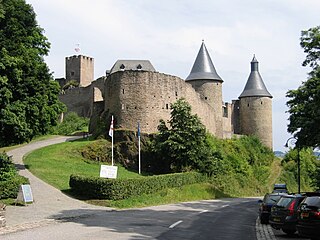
[256,217,276,240]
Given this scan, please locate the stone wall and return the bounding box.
[239,96,273,149]
[104,71,218,135]
[59,77,105,118]
[65,55,94,87]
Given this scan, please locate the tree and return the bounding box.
[152,98,210,173]
[0,0,65,146]
[286,26,320,149]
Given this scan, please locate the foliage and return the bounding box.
[62,80,79,90]
[0,152,28,199]
[51,112,89,136]
[280,148,319,192]
[80,139,111,162]
[0,0,65,147]
[69,172,206,200]
[151,98,210,173]
[286,26,320,149]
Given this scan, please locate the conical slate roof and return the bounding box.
[186,41,223,82]
[239,55,272,98]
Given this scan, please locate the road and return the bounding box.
[1,198,259,240]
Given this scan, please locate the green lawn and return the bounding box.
[23,139,225,208]
[24,140,142,191]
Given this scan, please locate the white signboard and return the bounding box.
[16,184,33,204]
[100,165,118,179]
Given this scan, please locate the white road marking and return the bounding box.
[200,210,208,213]
[222,204,229,208]
[169,220,183,229]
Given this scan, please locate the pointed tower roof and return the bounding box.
[239,55,272,98]
[186,41,223,82]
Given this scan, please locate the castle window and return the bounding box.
[223,106,228,117]
[166,104,169,109]
[135,106,137,109]
[120,64,125,70]
[175,91,178,96]
[71,71,75,76]
[137,64,142,70]
[261,101,263,104]
[122,89,125,94]
[205,97,208,100]
[247,103,250,107]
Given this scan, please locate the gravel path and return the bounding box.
[4,136,108,229]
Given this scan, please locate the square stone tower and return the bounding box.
[65,55,94,87]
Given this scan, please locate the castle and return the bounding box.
[57,42,273,149]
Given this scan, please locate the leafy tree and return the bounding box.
[286,26,320,149]
[0,0,65,146]
[152,98,211,173]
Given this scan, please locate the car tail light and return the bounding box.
[288,200,296,216]
[314,211,320,218]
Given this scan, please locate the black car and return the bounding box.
[259,192,286,224]
[297,194,320,240]
[269,194,305,235]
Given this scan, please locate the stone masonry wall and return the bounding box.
[239,97,273,149]
[104,71,218,135]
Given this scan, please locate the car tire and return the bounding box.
[282,229,296,235]
[260,217,268,224]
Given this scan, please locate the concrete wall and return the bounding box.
[104,71,218,135]
[239,96,273,149]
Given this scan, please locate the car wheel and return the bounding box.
[260,217,268,224]
[282,229,296,235]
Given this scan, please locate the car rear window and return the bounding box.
[303,196,320,207]
[266,195,282,204]
[276,197,293,207]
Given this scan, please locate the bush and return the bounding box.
[0,175,29,199]
[51,112,89,135]
[0,152,29,199]
[69,172,206,200]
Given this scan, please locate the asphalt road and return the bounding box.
[1,198,260,240]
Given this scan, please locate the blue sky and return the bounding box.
[27,0,320,151]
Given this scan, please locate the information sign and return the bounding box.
[100,165,118,179]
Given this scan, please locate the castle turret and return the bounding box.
[186,41,224,137]
[239,55,273,149]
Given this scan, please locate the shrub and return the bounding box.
[51,112,89,135]
[69,172,206,200]
[0,152,29,199]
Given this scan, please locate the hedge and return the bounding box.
[0,176,29,199]
[69,172,206,200]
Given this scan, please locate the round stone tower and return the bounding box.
[185,41,224,138]
[239,56,273,149]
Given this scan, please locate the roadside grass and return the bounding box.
[22,139,233,208]
[24,140,143,191]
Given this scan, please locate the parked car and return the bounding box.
[259,192,286,224]
[269,194,305,235]
[272,183,288,193]
[296,193,320,240]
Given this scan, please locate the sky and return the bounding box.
[26,0,320,152]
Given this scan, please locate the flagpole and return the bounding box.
[138,122,141,174]
[109,115,114,166]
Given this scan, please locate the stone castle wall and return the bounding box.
[59,77,105,118]
[239,97,273,149]
[104,71,219,135]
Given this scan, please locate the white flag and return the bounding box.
[109,115,114,137]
